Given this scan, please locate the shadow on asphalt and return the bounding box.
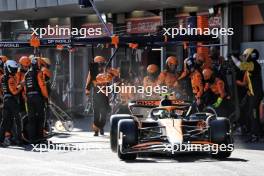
[125,153,248,163]
[234,136,264,151]
[52,132,71,138]
[71,116,111,133]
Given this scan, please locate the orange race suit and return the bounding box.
[24,68,48,142]
[0,73,23,144]
[86,66,119,134]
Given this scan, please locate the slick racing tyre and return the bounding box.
[117,119,138,161]
[110,114,133,152]
[210,117,233,159]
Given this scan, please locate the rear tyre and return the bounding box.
[117,119,138,160]
[210,117,233,159]
[110,114,132,152]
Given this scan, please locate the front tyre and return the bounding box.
[110,114,132,152]
[210,117,233,159]
[117,119,138,160]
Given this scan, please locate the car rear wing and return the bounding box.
[128,100,191,108]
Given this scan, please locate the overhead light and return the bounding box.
[24,20,29,29]
[152,48,162,51]
[131,10,145,17]
[107,13,112,19]
[1,20,24,22]
[208,7,214,15]
[209,6,220,15]
[183,6,199,13]
[101,13,107,23]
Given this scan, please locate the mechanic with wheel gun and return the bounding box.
[85,56,119,136]
[209,47,227,82]
[0,60,24,146]
[144,64,160,87]
[158,56,180,89]
[39,57,52,135]
[231,48,264,142]
[23,57,49,144]
[202,68,233,118]
[143,64,160,99]
[178,56,204,110]
[17,56,32,141]
[158,56,182,99]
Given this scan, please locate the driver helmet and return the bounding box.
[5,60,19,75]
[242,48,259,61]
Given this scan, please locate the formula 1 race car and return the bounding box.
[110,97,233,161]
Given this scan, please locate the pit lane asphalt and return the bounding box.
[0,117,263,176]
